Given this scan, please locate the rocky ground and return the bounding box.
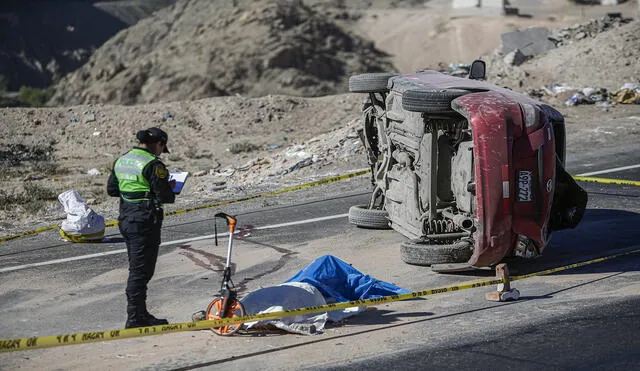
[1,1,639,238]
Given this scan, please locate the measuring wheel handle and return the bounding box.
[214,212,238,246]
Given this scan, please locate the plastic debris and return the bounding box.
[281,156,315,174]
[545,83,578,95]
[565,92,594,106]
[448,63,471,77]
[614,89,640,104]
[532,82,639,106]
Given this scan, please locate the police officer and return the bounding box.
[107,127,176,328]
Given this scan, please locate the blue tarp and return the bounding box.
[285,255,410,303]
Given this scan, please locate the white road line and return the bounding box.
[577,164,640,177]
[0,213,349,274]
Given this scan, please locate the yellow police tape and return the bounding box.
[2,247,639,353]
[58,229,106,243]
[572,176,640,187]
[0,169,371,244]
[1,171,638,245]
[0,224,59,244]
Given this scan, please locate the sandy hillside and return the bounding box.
[352,8,562,72]
[48,0,395,106]
[350,0,640,73]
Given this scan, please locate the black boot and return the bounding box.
[143,311,169,326]
[125,312,150,329]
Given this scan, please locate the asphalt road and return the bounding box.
[319,295,640,371]
[0,149,639,370]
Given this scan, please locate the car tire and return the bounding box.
[401,88,469,113]
[349,73,398,93]
[348,205,391,229]
[400,238,473,266]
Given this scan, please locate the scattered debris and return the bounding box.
[529,82,639,106]
[551,14,633,47]
[280,156,316,175]
[565,92,592,106]
[614,83,640,104]
[448,63,471,77]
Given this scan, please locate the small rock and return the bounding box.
[87,168,101,175]
[503,49,528,66]
[23,174,44,181]
[193,170,207,177]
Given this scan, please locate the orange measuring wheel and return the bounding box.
[205,297,246,336]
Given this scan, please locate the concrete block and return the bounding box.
[500,27,556,57]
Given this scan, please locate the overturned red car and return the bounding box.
[348,61,587,269]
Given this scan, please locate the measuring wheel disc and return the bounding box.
[205,297,246,336]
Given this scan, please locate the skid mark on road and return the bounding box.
[178,245,229,272]
[233,237,298,293]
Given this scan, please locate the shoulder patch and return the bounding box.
[155,165,169,179]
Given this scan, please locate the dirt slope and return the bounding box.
[49,0,395,106]
[522,19,640,91]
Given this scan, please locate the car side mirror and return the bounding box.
[468,60,486,80]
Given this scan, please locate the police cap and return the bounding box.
[136,127,170,153]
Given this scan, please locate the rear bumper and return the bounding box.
[452,91,556,267]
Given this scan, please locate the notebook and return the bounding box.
[169,172,189,194]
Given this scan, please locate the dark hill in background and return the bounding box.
[48,0,397,106]
[0,0,175,91]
